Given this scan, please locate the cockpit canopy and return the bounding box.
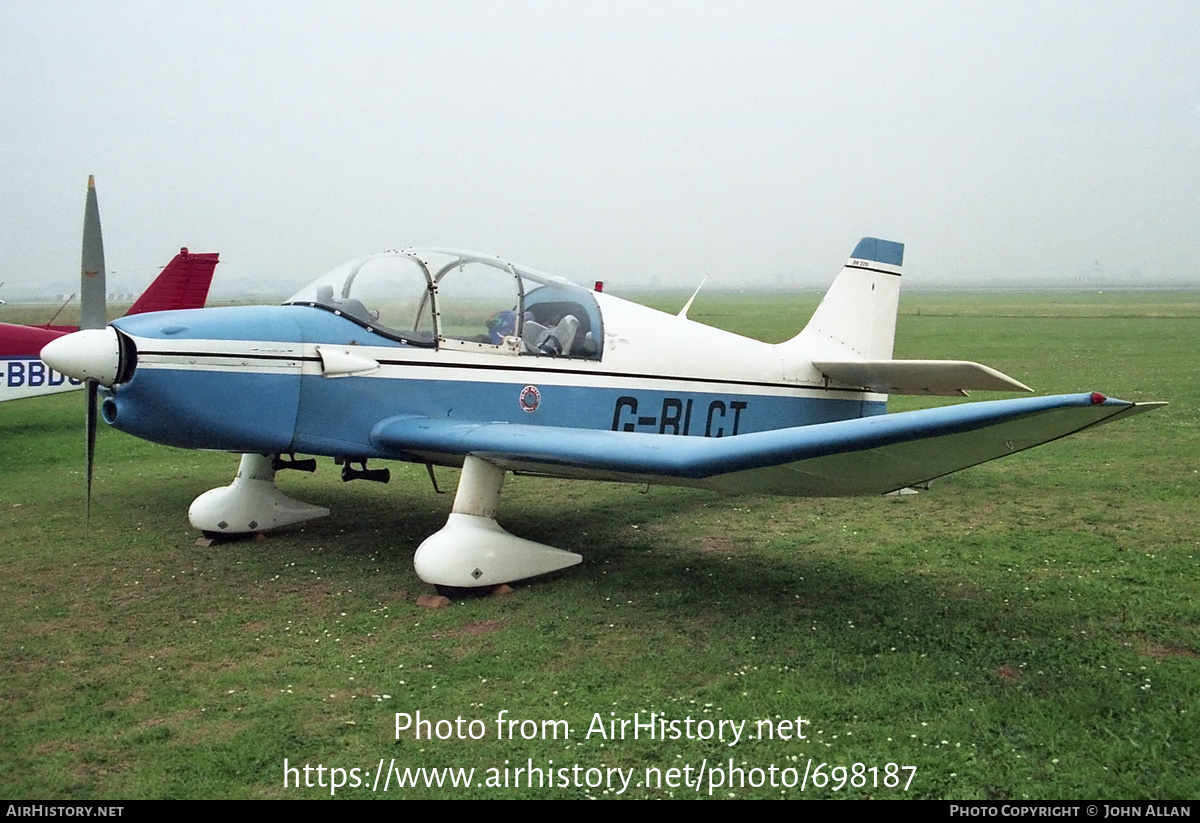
[284,249,604,359]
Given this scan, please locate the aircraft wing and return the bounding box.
[370,393,1163,496]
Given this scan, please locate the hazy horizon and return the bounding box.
[3,2,1197,301]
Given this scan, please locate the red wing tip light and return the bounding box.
[1090,392,1107,405]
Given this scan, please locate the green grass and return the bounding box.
[1,291,1197,799]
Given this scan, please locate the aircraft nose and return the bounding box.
[41,327,121,387]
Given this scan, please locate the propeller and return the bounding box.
[85,379,98,536]
[79,175,106,535]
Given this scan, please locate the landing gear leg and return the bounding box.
[414,455,582,588]
[188,453,330,534]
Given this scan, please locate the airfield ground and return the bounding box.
[1,291,1196,799]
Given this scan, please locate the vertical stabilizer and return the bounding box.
[79,176,106,331]
[780,237,903,364]
[126,248,219,316]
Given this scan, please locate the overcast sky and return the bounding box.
[2,1,1197,297]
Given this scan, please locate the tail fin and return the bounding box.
[125,248,218,316]
[782,237,903,362]
[780,238,1032,397]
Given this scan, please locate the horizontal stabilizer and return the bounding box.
[813,359,1033,396]
[370,394,1162,497]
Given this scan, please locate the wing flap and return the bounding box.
[371,394,1160,496]
[813,359,1033,396]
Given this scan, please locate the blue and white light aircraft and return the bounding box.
[42,240,1162,589]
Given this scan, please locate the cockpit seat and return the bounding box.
[523,314,579,357]
[337,298,374,323]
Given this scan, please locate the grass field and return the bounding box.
[1,291,1196,799]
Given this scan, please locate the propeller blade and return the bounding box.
[85,378,97,537]
[80,177,105,537]
[80,175,106,331]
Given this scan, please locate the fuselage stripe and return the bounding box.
[850,264,901,277]
[138,348,868,394]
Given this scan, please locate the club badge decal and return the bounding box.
[519,385,541,413]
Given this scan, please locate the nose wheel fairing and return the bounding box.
[189,453,329,534]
